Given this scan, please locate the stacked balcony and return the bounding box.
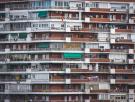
[0,0,135,102]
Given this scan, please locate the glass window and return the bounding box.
[86,3,89,7]
[64,2,69,7]
[55,1,58,6]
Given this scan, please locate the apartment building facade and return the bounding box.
[0,0,135,102]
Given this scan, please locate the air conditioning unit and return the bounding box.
[123,59,126,63]
[111,59,114,62]
[116,38,120,42]
[99,46,104,51]
[106,37,110,41]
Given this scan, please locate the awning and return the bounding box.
[19,33,27,39]
[0,13,5,16]
[37,43,49,48]
[38,11,48,17]
[11,33,18,37]
[64,53,82,59]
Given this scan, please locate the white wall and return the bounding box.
[69,1,82,9]
[99,83,110,90]
[109,54,127,60]
[32,73,49,82]
[99,3,109,8]
[86,43,98,49]
[98,33,109,41]
[66,22,82,28]
[110,34,127,39]
[131,34,135,41]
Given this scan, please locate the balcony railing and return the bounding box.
[10,100,79,102]
[32,89,81,92]
[71,68,90,73]
[115,79,135,84]
[51,78,65,82]
[32,37,65,41]
[9,6,83,11]
[71,78,108,84]
[10,16,79,21]
[110,89,128,93]
[115,38,133,44]
[111,19,128,23]
[0,28,27,32]
[115,29,135,33]
[90,58,110,63]
[71,37,97,42]
[90,18,110,22]
[0,79,26,82]
[90,48,110,52]
[111,49,128,53]
[10,47,82,52]
[90,8,110,12]
[71,68,109,73]
[115,69,135,73]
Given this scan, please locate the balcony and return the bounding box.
[12,16,79,21]
[0,28,27,33]
[129,18,135,24]
[110,59,127,64]
[91,28,110,32]
[0,67,65,73]
[111,49,128,53]
[90,49,110,53]
[110,88,128,93]
[32,89,82,93]
[0,79,26,83]
[90,89,109,93]
[90,18,110,23]
[71,37,97,42]
[71,78,108,84]
[10,47,83,53]
[90,8,110,12]
[48,16,79,20]
[115,38,133,44]
[0,0,28,3]
[51,78,65,83]
[110,8,128,13]
[111,19,127,23]
[71,68,90,73]
[32,37,65,41]
[90,58,110,63]
[31,27,65,32]
[71,76,99,84]
[115,69,135,74]
[115,79,135,84]
[115,29,134,33]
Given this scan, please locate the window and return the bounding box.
[86,3,88,7]
[55,1,63,7]
[64,2,69,7]
[58,1,63,7]
[55,1,58,6]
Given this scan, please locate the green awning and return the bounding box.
[0,13,5,16]
[11,33,18,37]
[64,53,82,59]
[19,33,27,39]
[38,11,48,17]
[37,43,49,48]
